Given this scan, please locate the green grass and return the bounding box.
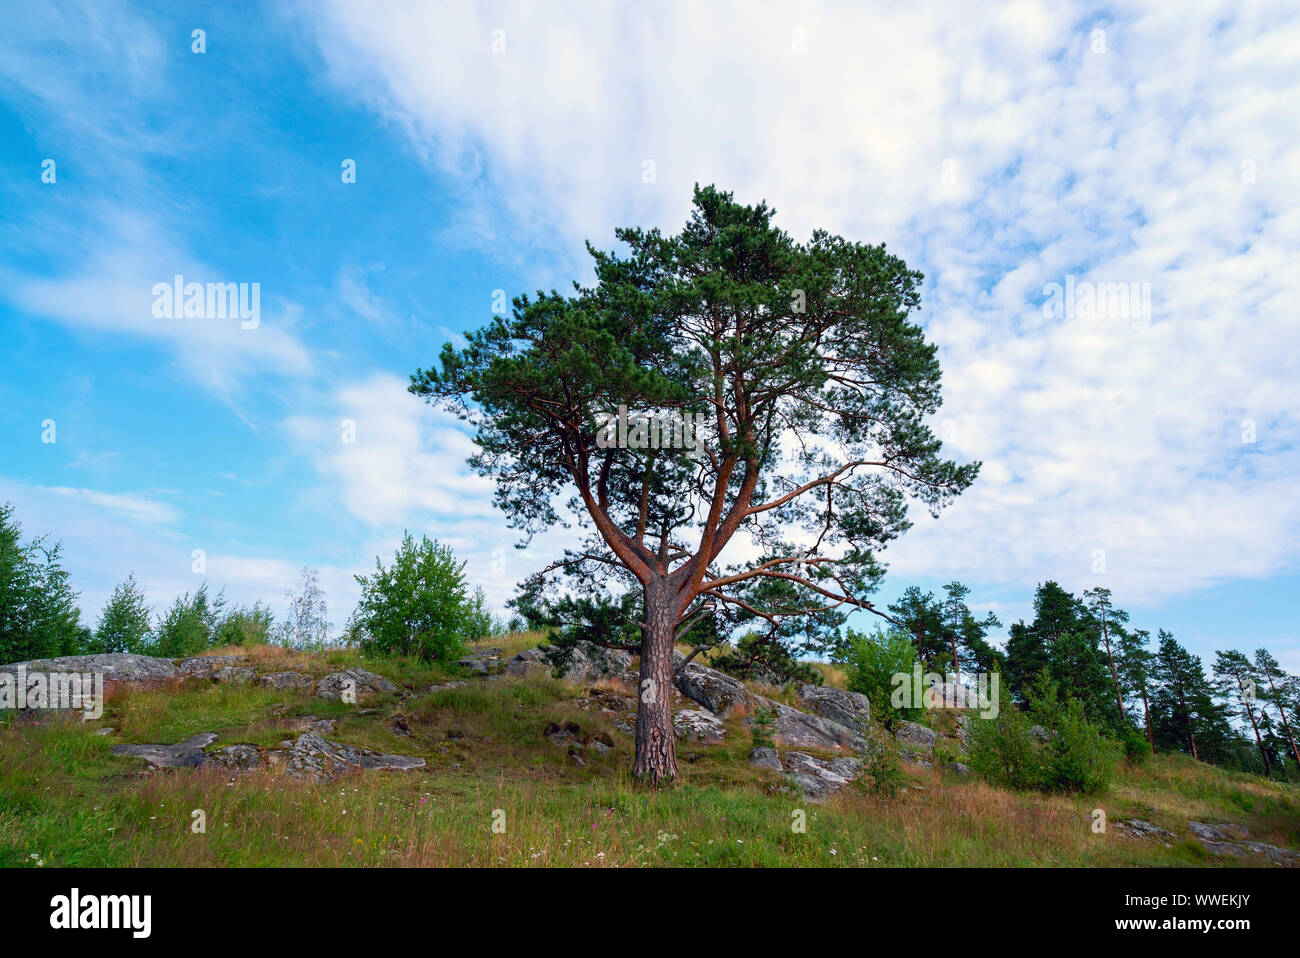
[2,643,1297,868]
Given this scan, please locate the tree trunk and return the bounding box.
[1237,676,1271,776]
[1140,685,1154,755]
[633,578,678,784]
[1100,621,1126,720]
[1263,672,1300,767]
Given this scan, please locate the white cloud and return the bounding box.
[304,0,1300,605]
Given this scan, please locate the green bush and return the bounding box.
[347,533,473,663]
[966,683,1044,791]
[1041,698,1122,792]
[150,584,225,658]
[862,731,907,798]
[841,624,923,728]
[94,574,152,654]
[0,503,83,662]
[214,603,274,647]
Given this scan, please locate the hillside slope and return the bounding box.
[2,634,1298,868]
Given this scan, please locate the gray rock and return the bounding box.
[1113,819,1178,846]
[207,744,263,771]
[894,720,937,753]
[926,681,983,710]
[674,708,727,743]
[504,648,551,677]
[288,716,337,734]
[177,655,245,677]
[1188,822,1250,842]
[780,751,861,800]
[257,671,315,691]
[1,653,179,692]
[673,661,753,716]
[749,746,783,771]
[458,648,505,675]
[212,666,256,684]
[766,699,866,753]
[1028,724,1053,743]
[316,668,398,701]
[796,684,870,731]
[944,761,972,777]
[111,732,218,769]
[1197,838,1297,865]
[272,733,424,783]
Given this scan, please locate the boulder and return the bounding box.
[111,732,218,769]
[674,708,727,743]
[458,648,505,676]
[944,761,972,777]
[766,700,866,753]
[178,655,245,678]
[316,668,397,701]
[749,746,783,771]
[1113,819,1178,846]
[207,744,263,771]
[779,751,862,801]
[894,720,937,753]
[1188,822,1250,842]
[673,661,752,716]
[212,666,256,684]
[926,681,983,710]
[258,671,316,691]
[1,653,178,687]
[504,648,551,677]
[272,733,424,783]
[796,684,870,731]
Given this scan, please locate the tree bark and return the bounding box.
[1237,675,1271,776]
[633,577,678,784]
[1263,671,1300,767]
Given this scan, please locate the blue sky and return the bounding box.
[1,1,1297,671]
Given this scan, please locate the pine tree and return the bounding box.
[1253,648,1300,768]
[1082,586,1129,721]
[1117,627,1156,753]
[1212,650,1272,775]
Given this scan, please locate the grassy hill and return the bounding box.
[3,633,1297,868]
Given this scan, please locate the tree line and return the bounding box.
[886,578,1300,778]
[0,504,500,666]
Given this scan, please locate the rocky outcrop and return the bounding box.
[927,681,983,710]
[781,751,861,800]
[270,733,425,782]
[1198,840,1298,866]
[111,732,218,768]
[504,648,551,677]
[673,661,752,716]
[1,652,178,686]
[459,648,506,676]
[1113,819,1178,846]
[316,668,397,700]
[796,685,870,731]
[258,671,315,691]
[894,720,937,757]
[749,747,860,800]
[674,708,726,743]
[178,655,245,678]
[1187,821,1250,842]
[501,641,635,683]
[766,700,866,753]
